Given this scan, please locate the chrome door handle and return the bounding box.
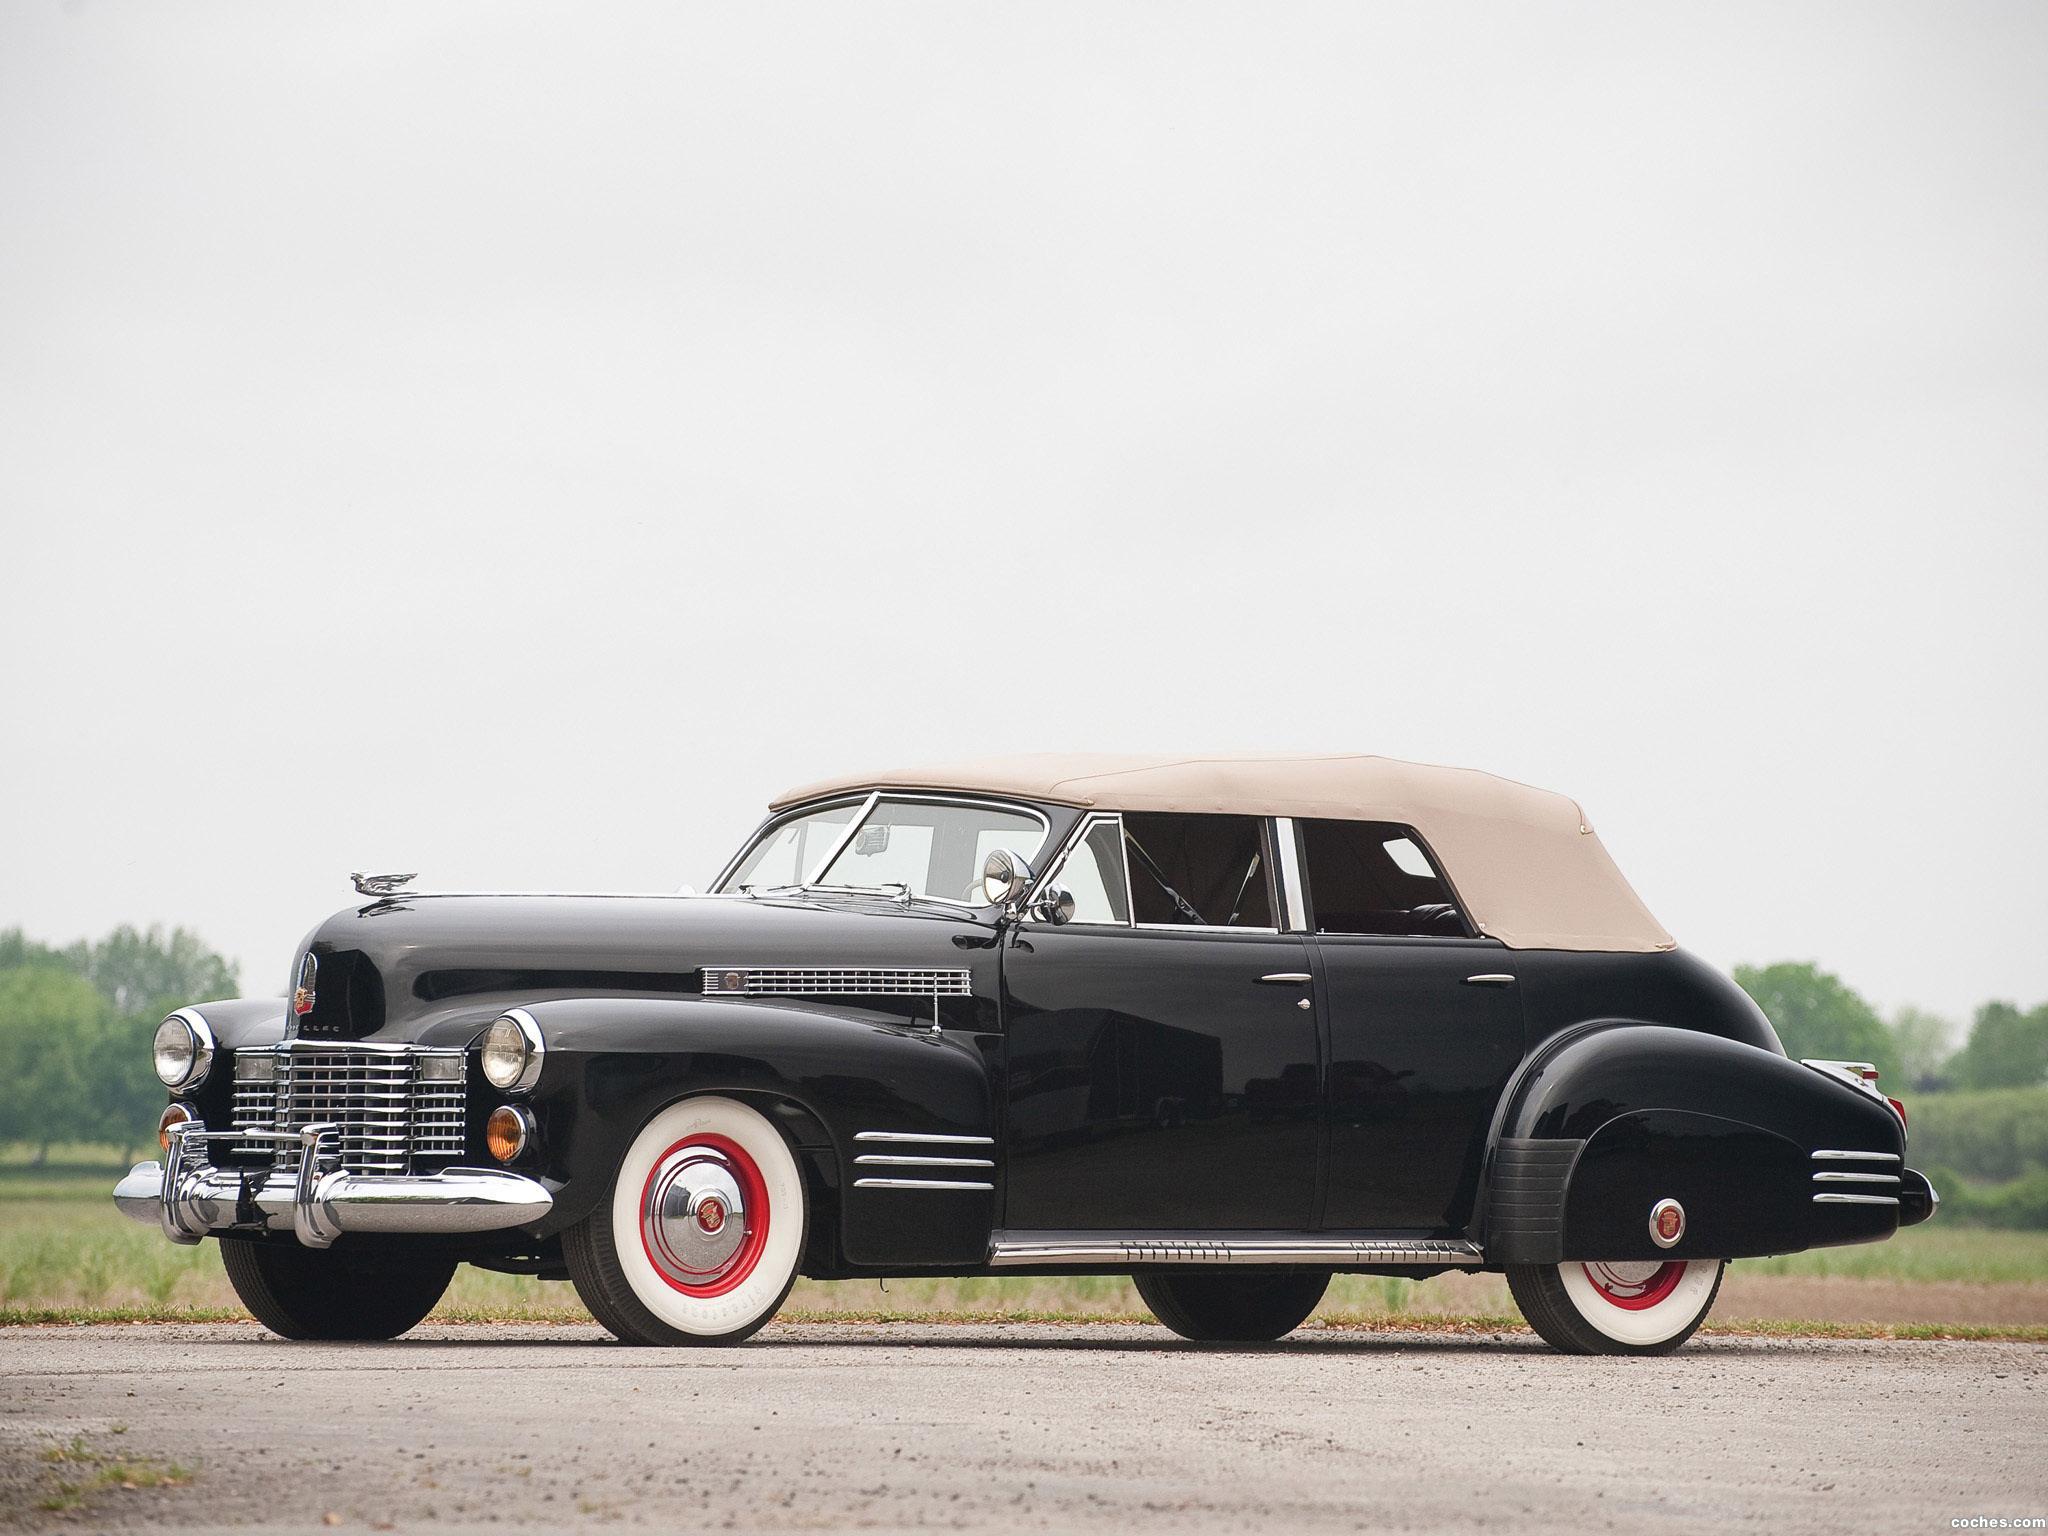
[1258,973,1313,984]
[1463,974,1517,986]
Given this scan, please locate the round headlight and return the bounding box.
[480,1010,543,1093]
[152,1011,215,1089]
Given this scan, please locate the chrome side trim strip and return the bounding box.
[853,1154,994,1168]
[988,1235,1485,1267]
[1813,1171,1901,1184]
[1256,973,1312,985]
[1812,1192,1901,1206]
[1812,1149,1902,1163]
[853,1178,994,1191]
[853,1131,995,1146]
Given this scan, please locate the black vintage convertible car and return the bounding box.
[115,754,1933,1355]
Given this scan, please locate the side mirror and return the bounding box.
[980,848,1035,907]
[1030,885,1076,926]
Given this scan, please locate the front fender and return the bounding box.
[515,996,998,1269]
[1482,1024,1906,1263]
[175,997,287,1130]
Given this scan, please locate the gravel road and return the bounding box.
[3,1322,2042,1534]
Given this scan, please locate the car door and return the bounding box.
[1000,812,1322,1231]
[1292,817,1526,1233]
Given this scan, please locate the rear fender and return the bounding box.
[1483,1024,1905,1264]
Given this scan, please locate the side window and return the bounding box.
[1038,817,1131,924]
[1121,813,1273,928]
[1300,819,1466,937]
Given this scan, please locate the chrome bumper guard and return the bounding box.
[113,1122,553,1250]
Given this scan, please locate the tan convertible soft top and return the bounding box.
[771,754,1674,953]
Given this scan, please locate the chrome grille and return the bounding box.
[230,1046,467,1175]
[701,966,972,997]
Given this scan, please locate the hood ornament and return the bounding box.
[350,871,417,897]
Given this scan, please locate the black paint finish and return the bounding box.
[1000,926,1320,1230]
[1314,936,1524,1232]
[147,797,1931,1279]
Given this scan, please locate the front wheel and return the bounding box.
[1507,1259,1725,1355]
[564,1096,807,1346]
[1133,1268,1330,1342]
[221,1239,454,1340]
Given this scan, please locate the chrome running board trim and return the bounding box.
[1812,1171,1900,1184]
[853,1154,994,1168]
[853,1178,994,1191]
[1813,1192,1900,1206]
[987,1234,1485,1267]
[1811,1149,1901,1163]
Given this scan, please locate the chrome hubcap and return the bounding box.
[642,1146,749,1287]
[1584,1260,1667,1297]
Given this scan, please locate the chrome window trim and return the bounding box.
[1029,810,1288,934]
[1273,817,1308,932]
[1025,811,1132,928]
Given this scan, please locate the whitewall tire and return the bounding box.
[564,1096,807,1346]
[1508,1258,1725,1355]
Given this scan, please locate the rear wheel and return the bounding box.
[1508,1259,1725,1355]
[1133,1268,1330,1342]
[563,1096,806,1346]
[221,1239,454,1340]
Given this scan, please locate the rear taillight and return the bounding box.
[1886,1095,1908,1128]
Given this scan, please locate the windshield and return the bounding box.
[723,801,863,892]
[723,796,1048,905]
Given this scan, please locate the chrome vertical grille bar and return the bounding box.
[232,1045,467,1175]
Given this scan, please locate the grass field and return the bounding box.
[7,1156,2047,1334]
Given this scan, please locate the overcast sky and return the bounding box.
[2,3,2042,1028]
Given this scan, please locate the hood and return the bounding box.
[289,892,990,1044]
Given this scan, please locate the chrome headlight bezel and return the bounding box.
[480,1009,544,1094]
[152,1009,216,1090]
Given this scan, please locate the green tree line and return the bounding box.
[1731,961,2048,1092]
[0,927,238,1163]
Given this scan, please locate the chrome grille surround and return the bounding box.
[701,966,972,997]
[230,1044,467,1175]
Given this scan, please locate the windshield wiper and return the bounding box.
[767,881,915,904]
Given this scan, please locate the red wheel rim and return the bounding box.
[1581,1260,1686,1311]
[638,1132,771,1298]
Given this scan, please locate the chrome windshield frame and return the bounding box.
[714,791,1054,909]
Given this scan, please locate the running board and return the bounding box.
[987,1233,1485,1267]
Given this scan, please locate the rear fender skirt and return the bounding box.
[510,996,997,1268]
[1482,1024,1905,1264]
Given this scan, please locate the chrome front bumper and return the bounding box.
[113,1122,552,1250]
